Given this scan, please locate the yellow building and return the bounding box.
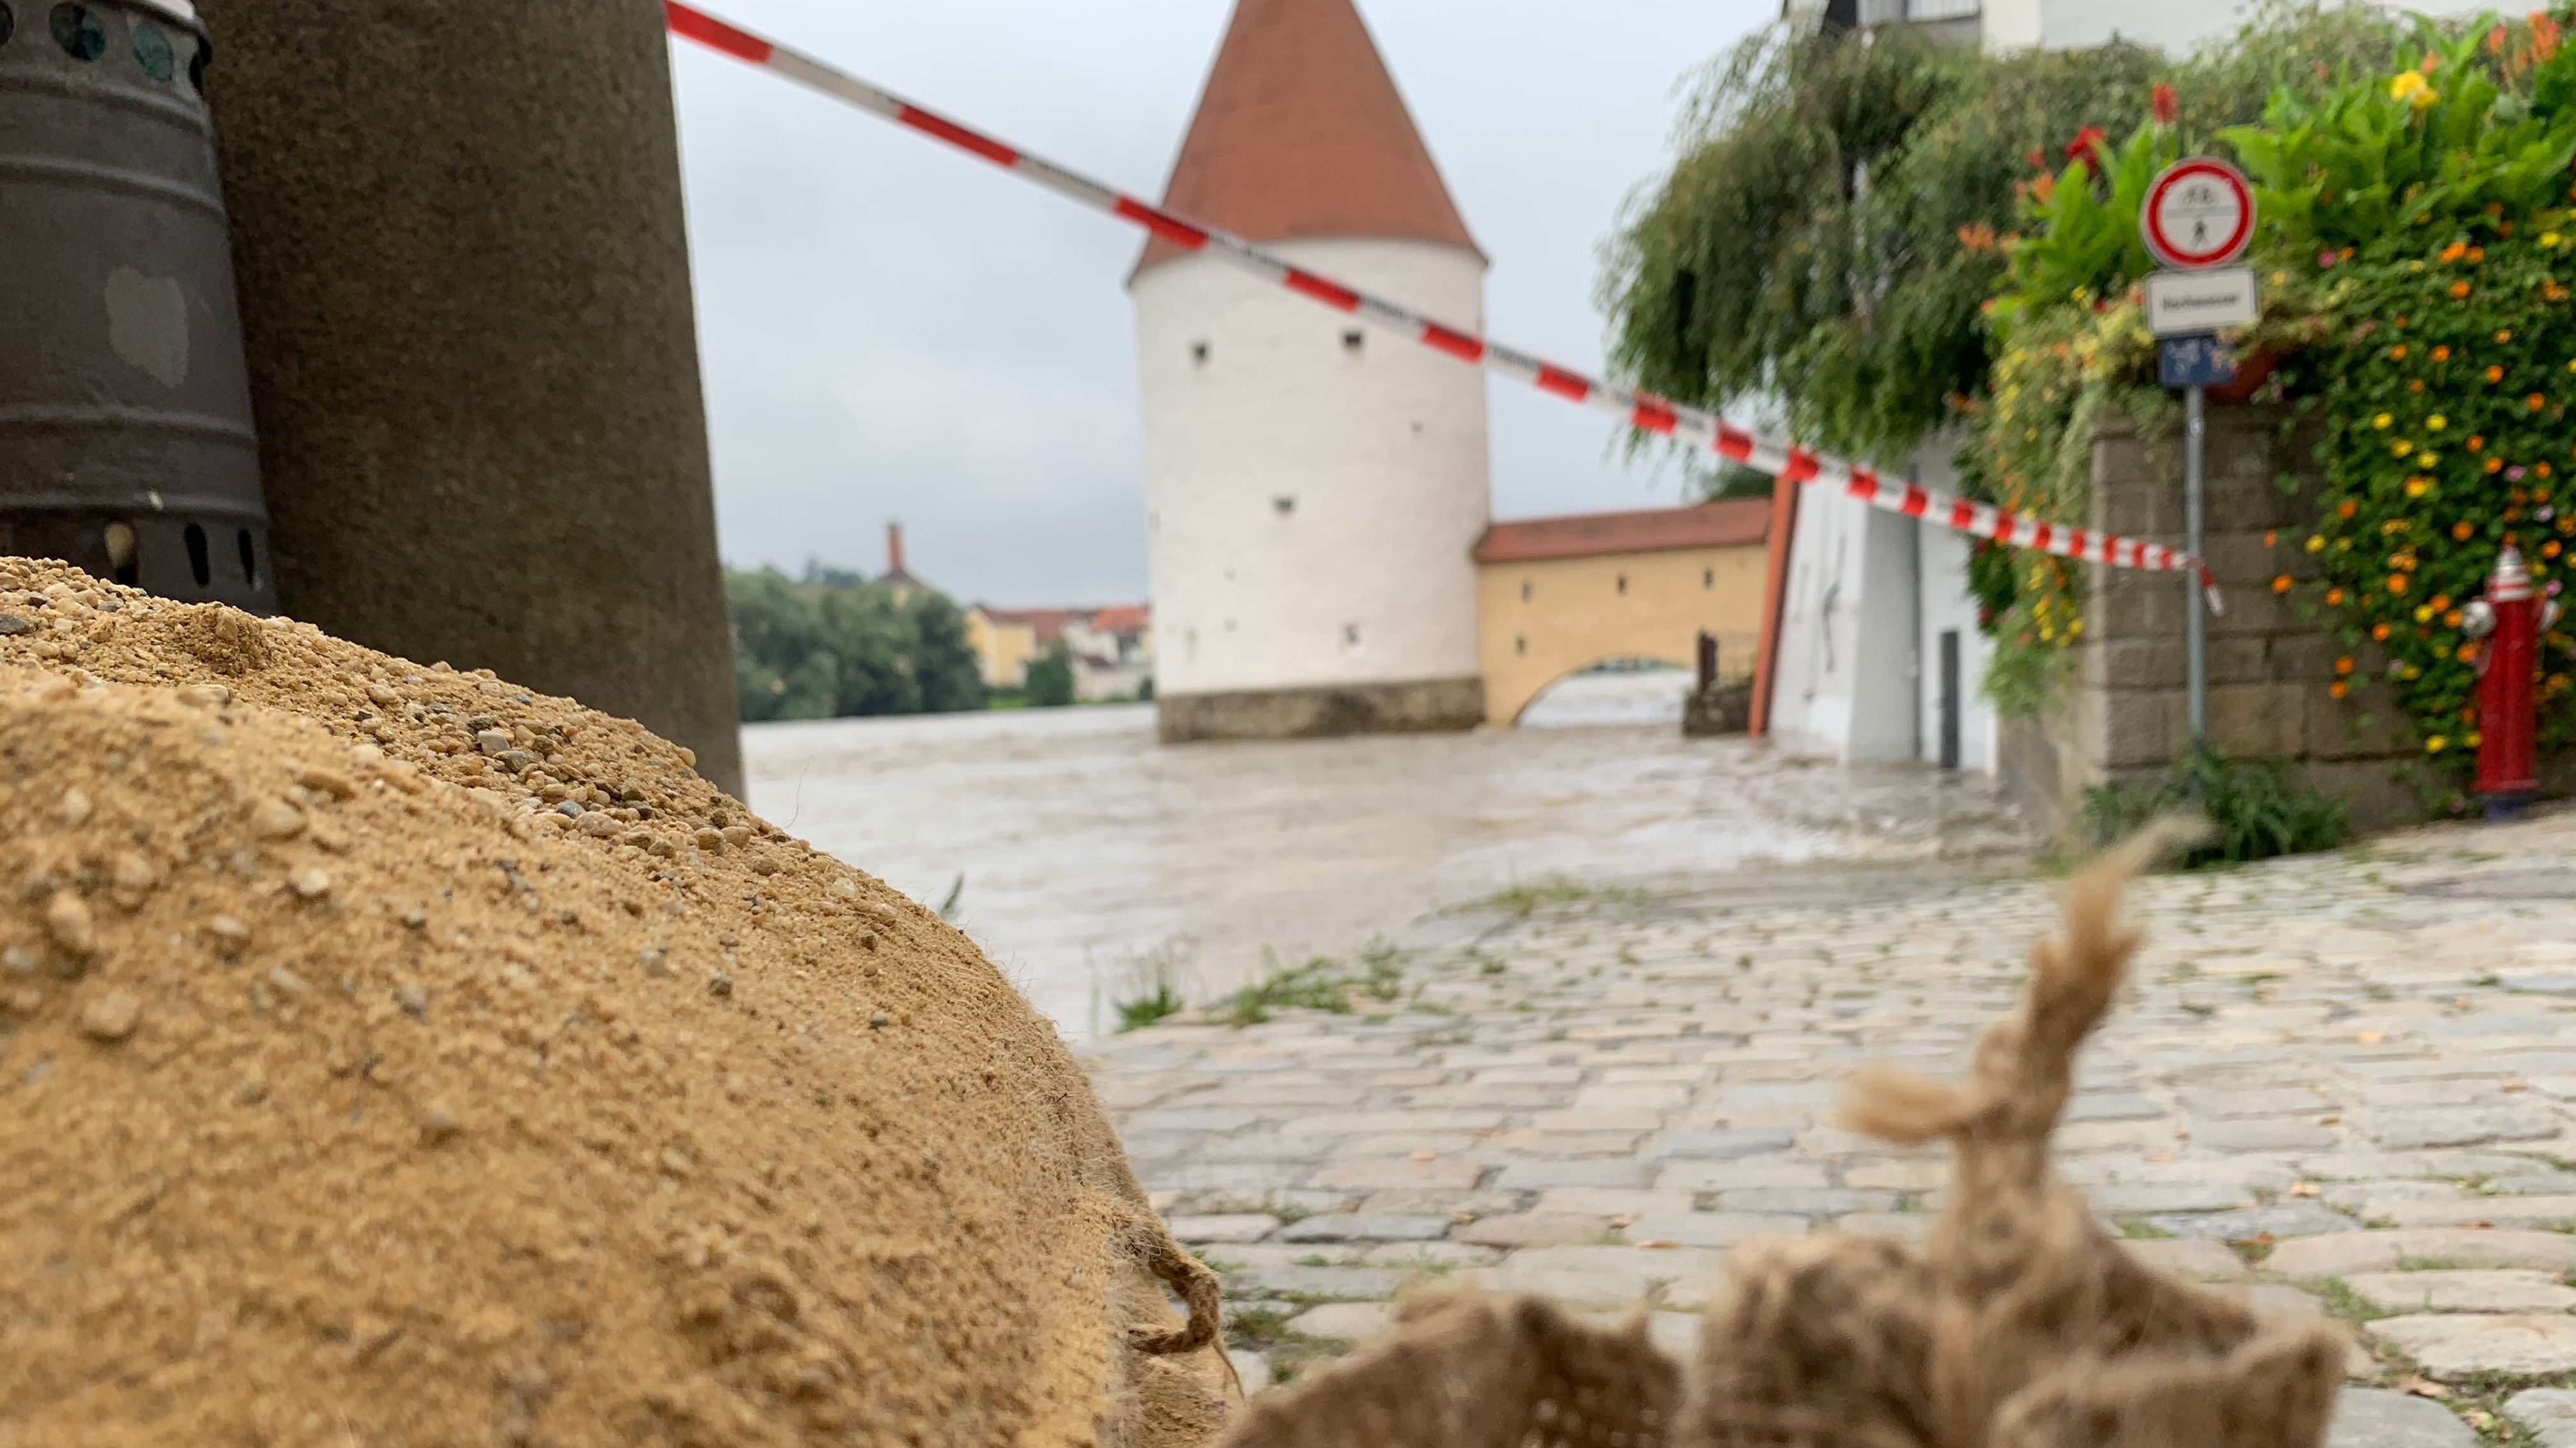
[964,606,1044,689]
[1473,500,1772,727]
[965,604,1154,697]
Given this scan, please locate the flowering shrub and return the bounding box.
[2277,213,2576,765]
[1970,7,2576,785]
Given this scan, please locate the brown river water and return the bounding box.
[743,672,2024,1037]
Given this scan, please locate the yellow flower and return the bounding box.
[2549,233,2564,247]
[2374,413,2393,429]
[2407,477,2432,498]
[2391,70,2437,107]
[2428,415,2448,430]
[2307,534,2326,551]
[2416,604,2436,622]
[2394,440,2415,456]
[2467,731,2483,748]
[2427,734,2449,753]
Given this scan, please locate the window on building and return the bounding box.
[1514,635,1526,656]
[1273,495,1295,517]
[1190,341,1210,366]
[1342,329,1365,353]
[1342,622,1361,647]
[1616,574,1628,596]
[1519,581,1531,603]
[1703,567,1714,589]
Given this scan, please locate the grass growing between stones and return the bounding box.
[1460,879,1660,920]
[1105,938,1192,1033]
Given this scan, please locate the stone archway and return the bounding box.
[1473,506,1772,728]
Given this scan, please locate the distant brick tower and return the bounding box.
[1131,0,1491,742]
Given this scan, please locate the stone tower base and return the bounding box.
[1157,677,1485,743]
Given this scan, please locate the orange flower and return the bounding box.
[2337,499,2357,518]
[2273,574,2293,594]
[2470,435,2486,451]
[2456,520,2478,540]
[2434,344,2453,361]
[2327,588,2345,606]
[2497,329,2515,343]
[2411,380,2427,392]
[2533,393,2552,410]
[2330,680,2349,699]
[2490,457,2507,474]
[2264,529,2279,546]
[2334,655,2356,675]
[2471,246,2488,263]
[2542,462,2556,477]
[2391,344,2410,359]
[2459,643,2481,661]
[2373,621,2393,640]
[2391,574,2411,594]
[2550,540,2566,558]
[2443,241,2469,262]
[2448,608,2465,626]
[2489,364,2508,382]
[2455,281,2474,298]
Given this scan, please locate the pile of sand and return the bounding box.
[0,560,1226,1447]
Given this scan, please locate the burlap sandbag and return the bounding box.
[0,561,1229,1447]
[1218,827,2347,1448]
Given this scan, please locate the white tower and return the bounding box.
[1131,0,1491,742]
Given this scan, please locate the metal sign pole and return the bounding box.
[2184,383,2209,744]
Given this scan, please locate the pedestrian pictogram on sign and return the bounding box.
[2142,158,2254,270]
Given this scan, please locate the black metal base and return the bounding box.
[1,508,277,613]
[2483,791,2537,823]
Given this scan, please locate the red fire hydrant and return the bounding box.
[2460,544,2559,820]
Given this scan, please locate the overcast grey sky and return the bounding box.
[670,0,1773,608]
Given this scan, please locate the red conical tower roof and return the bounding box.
[1132,0,1483,280]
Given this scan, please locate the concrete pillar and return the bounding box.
[193,0,743,792]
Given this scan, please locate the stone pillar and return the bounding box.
[1999,404,2422,841]
[193,0,743,792]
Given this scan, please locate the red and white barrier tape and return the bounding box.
[665,2,2221,610]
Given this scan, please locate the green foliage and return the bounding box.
[2273,217,2576,771]
[2082,748,2351,866]
[724,563,988,723]
[2221,11,2576,775]
[1602,22,2161,462]
[1599,3,2386,468]
[2227,16,2576,254]
[1023,640,1076,708]
[1223,943,1408,1027]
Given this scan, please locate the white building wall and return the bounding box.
[1997,0,2482,52]
[1132,237,1491,698]
[1768,441,2002,773]
[1768,486,1918,763]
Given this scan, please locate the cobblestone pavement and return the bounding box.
[1081,811,2576,1445]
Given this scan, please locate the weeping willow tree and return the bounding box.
[1598,3,2409,472]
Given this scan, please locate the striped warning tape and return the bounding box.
[664,2,2221,609]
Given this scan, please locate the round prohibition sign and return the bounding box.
[2141,158,2254,270]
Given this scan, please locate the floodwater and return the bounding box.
[742,671,2025,1038]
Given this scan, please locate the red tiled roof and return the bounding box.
[1132,0,1481,279]
[975,604,1151,646]
[1473,500,1772,565]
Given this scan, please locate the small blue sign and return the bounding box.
[2159,333,2237,389]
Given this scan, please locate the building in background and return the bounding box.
[966,603,1155,702]
[1131,0,1491,743]
[878,521,924,605]
[1786,0,2480,53]
[1473,501,1771,727]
